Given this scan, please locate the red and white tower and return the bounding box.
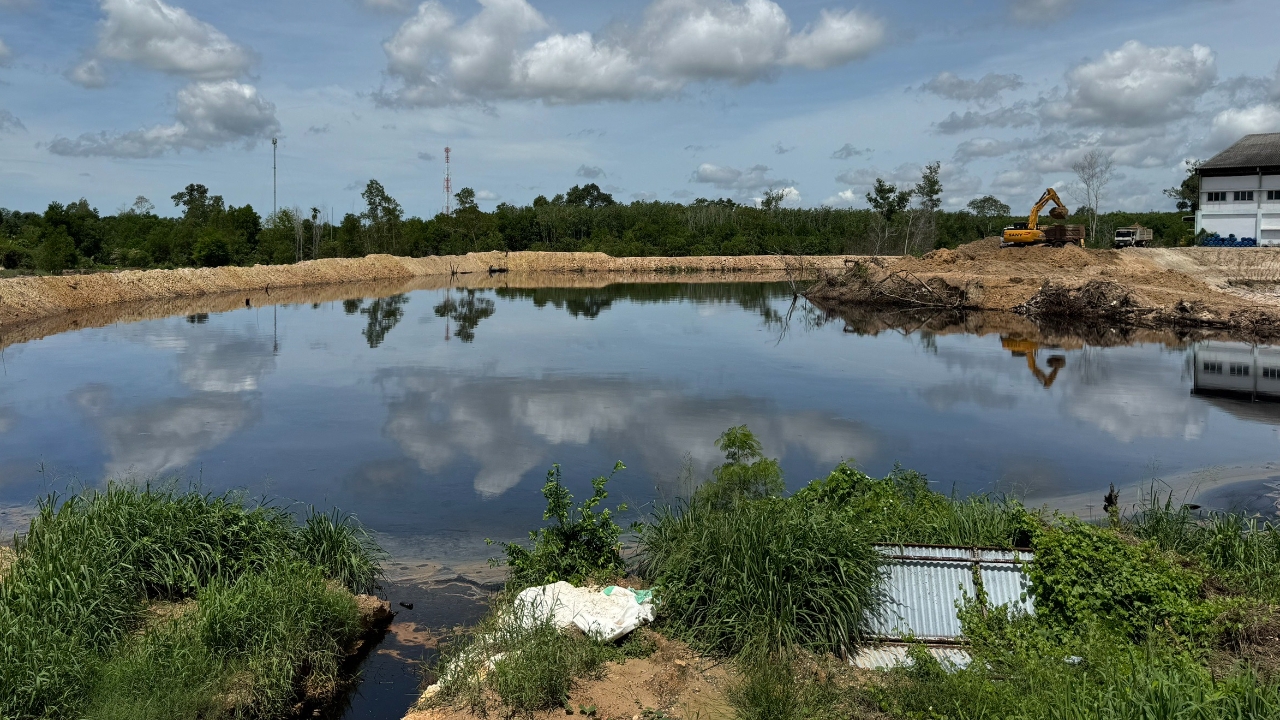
[443,147,452,215]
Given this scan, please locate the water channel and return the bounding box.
[2,279,1279,716]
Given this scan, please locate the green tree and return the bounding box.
[454,187,478,211]
[170,184,224,227]
[866,178,912,254]
[967,195,1011,239]
[563,183,616,209]
[192,227,232,267]
[36,226,78,272]
[1164,159,1203,213]
[361,180,403,254]
[760,188,786,211]
[699,425,784,508]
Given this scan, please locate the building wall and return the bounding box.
[1198,173,1280,244]
[1193,343,1280,398]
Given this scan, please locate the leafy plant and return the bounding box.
[1029,516,1207,639]
[496,462,630,588]
[696,425,784,509]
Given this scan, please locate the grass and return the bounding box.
[0,483,382,720]
[639,496,883,656]
[441,426,1280,720]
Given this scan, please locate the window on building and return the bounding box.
[1203,361,1223,374]
[1264,367,1280,380]
[1230,363,1251,377]
[1235,191,1255,202]
[1268,190,1280,201]
[1207,192,1227,202]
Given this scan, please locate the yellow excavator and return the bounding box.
[1002,337,1066,388]
[1001,188,1083,248]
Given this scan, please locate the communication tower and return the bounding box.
[443,147,452,215]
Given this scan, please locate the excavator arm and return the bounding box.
[1027,188,1069,231]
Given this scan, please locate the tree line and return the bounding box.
[0,173,1195,274]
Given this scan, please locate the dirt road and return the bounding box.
[806,238,1280,339]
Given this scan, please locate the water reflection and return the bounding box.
[434,290,495,343]
[376,368,875,498]
[343,294,410,348]
[496,283,786,324]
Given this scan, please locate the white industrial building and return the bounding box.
[1196,133,1280,245]
[1192,342,1280,400]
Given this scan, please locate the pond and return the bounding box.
[2,279,1279,716]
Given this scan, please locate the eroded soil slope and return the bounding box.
[806,239,1280,338]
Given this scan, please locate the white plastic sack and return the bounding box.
[513,581,655,642]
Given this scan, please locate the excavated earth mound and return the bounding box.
[806,238,1280,339]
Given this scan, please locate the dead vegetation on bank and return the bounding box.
[805,238,1280,340]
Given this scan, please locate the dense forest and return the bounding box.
[0,175,1194,274]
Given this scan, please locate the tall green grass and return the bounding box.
[1128,492,1280,601]
[0,483,381,719]
[640,496,883,656]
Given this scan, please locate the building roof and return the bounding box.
[1201,134,1280,175]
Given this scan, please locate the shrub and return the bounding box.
[640,495,883,656]
[495,462,629,588]
[297,507,385,595]
[696,425,784,509]
[1029,517,1207,639]
[795,461,1036,548]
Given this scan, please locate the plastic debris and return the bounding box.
[514,581,656,642]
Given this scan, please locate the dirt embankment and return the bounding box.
[0,252,845,332]
[805,239,1280,339]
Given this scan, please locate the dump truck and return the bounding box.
[1113,225,1152,248]
[1001,188,1087,248]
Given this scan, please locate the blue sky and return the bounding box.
[2,0,1279,219]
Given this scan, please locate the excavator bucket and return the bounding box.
[1048,207,1069,220]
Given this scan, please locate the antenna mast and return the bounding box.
[443,147,452,215]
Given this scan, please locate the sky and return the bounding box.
[2,0,1279,219]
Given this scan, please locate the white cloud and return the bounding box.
[920,72,1023,104]
[752,185,799,207]
[691,162,791,192]
[0,38,11,66]
[935,103,1037,134]
[1205,105,1280,153]
[1010,0,1074,22]
[1042,41,1216,128]
[70,0,253,87]
[357,0,413,12]
[378,0,886,107]
[576,164,605,178]
[49,80,279,157]
[475,189,499,200]
[0,109,24,133]
[990,168,1042,197]
[953,136,1034,162]
[782,8,884,70]
[55,2,274,158]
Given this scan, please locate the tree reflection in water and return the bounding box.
[434,290,496,342]
[340,294,411,348]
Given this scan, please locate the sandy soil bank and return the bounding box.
[0,252,847,349]
[806,239,1280,339]
[0,252,845,327]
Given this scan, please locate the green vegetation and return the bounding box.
[0,177,1196,274]
[492,462,630,588]
[610,427,1280,718]
[0,484,383,719]
[433,426,1280,719]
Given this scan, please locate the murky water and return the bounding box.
[3,280,1280,716]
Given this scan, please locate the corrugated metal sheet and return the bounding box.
[870,544,1034,641]
[852,644,972,671]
